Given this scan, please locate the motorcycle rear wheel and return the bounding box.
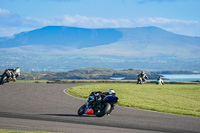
[95,103,111,117]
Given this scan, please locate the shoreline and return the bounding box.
[46,79,200,84]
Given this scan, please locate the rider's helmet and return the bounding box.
[142,71,145,74]
[15,67,20,75]
[108,89,115,95]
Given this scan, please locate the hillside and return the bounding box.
[1,68,199,81]
[81,26,200,58]
[0,26,122,48]
[0,26,200,71]
[0,68,159,80]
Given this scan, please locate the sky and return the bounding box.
[0,0,200,37]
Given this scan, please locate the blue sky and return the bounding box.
[0,0,200,37]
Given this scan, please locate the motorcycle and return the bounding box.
[78,94,118,117]
[137,77,144,84]
[0,69,15,85]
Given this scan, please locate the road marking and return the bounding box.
[63,88,130,109]
[63,88,179,116]
[63,89,85,101]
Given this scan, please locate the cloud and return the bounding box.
[134,17,198,25]
[0,8,199,37]
[132,17,200,36]
[0,8,10,15]
[51,15,132,28]
[0,10,132,36]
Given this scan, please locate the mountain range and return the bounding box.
[0,26,200,71]
[0,26,122,49]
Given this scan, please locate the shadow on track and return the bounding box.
[42,114,96,117]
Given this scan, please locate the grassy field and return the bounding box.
[67,83,200,117]
[0,129,51,133]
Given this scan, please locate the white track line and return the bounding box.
[63,88,127,109]
[63,89,175,116]
[63,88,137,111]
[63,88,184,116]
[63,89,85,101]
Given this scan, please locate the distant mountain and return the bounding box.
[0,26,122,48]
[1,26,199,58]
[87,26,200,58]
[0,26,200,71]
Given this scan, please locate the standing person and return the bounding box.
[137,71,148,84]
[156,76,164,85]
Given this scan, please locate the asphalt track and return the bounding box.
[0,83,200,133]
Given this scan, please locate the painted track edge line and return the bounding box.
[63,89,148,110]
[63,89,184,116]
[63,89,135,110]
[63,89,85,101]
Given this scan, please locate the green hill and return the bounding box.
[1,68,159,80]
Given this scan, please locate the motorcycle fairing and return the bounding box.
[85,108,94,115]
[103,95,118,104]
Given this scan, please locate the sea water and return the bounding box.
[161,74,200,81]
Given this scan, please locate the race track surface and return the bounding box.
[0,83,200,133]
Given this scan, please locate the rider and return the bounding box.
[7,67,20,81]
[138,71,148,82]
[86,89,116,110]
[156,76,164,85]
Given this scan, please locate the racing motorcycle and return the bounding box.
[137,76,148,84]
[78,94,118,117]
[137,77,144,84]
[0,68,20,85]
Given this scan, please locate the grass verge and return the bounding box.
[12,80,50,84]
[67,83,200,117]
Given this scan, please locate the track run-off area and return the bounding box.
[0,83,200,133]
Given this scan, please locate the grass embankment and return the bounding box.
[48,79,200,84]
[67,83,200,117]
[12,80,50,84]
[0,129,52,133]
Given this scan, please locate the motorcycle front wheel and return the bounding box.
[77,104,86,115]
[0,75,7,85]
